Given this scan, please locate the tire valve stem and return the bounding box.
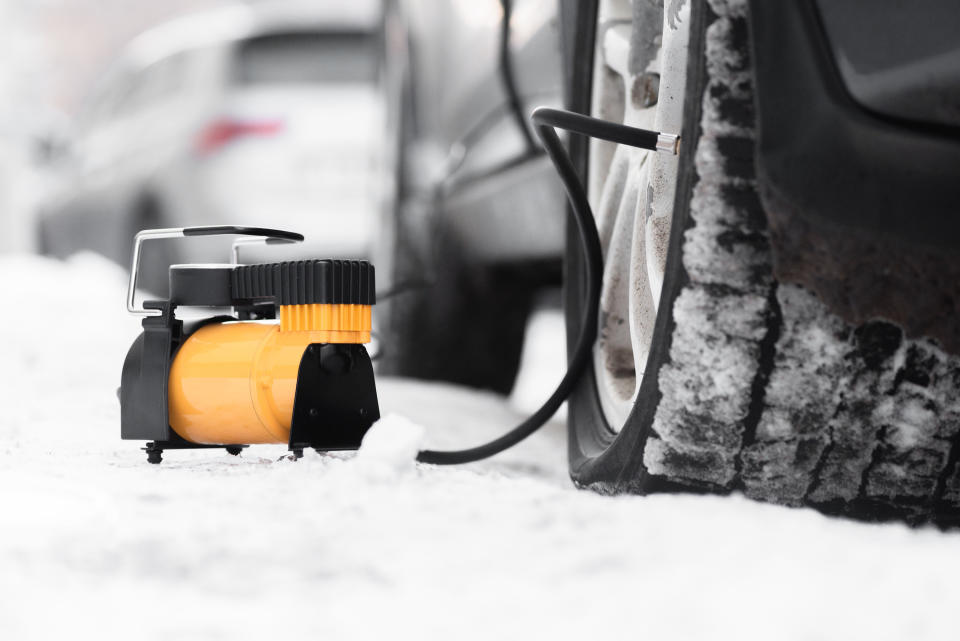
[656,133,681,155]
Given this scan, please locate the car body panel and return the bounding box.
[749,0,960,252]
[386,0,565,264]
[815,0,960,129]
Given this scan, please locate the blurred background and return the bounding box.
[4,0,566,397]
[1,0,382,292]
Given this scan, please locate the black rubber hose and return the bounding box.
[498,0,537,153]
[533,108,660,150]
[415,107,666,465]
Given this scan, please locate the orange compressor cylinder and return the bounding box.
[168,303,371,445]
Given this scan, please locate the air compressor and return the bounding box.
[119,226,380,463]
[118,108,678,465]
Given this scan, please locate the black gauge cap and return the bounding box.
[232,260,376,306]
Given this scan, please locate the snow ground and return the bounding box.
[2,253,960,640]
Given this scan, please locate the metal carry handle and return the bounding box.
[126,226,304,316]
[231,236,301,265]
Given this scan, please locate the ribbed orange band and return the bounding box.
[279,304,372,343]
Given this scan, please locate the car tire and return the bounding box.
[377,220,549,394]
[35,214,55,257]
[566,0,960,526]
[375,14,549,394]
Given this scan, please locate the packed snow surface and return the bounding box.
[2,253,960,640]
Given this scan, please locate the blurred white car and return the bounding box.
[38,1,382,291]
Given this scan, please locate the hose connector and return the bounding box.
[656,133,680,155]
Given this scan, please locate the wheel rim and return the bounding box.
[588,0,691,431]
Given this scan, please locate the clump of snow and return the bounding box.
[356,413,426,478]
[741,284,850,503]
[859,338,960,503]
[657,288,764,427]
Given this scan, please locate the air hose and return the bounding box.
[415,107,679,465]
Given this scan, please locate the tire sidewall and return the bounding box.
[566,0,709,487]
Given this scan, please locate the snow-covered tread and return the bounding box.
[645,0,768,489]
[642,0,960,525]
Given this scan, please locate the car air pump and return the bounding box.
[118,109,678,466]
[119,226,380,463]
